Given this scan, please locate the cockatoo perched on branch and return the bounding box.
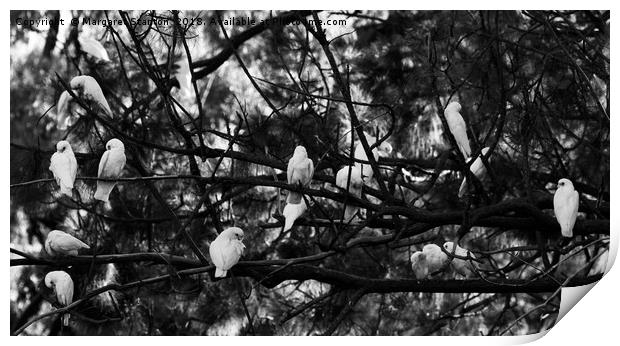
[45,230,90,257]
[444,102,471,158]
[49,140,78,197]
[209,227,245,278]
[353,133,392,182]
[554,178,579,237]
[458,147,490,198]
[283,199,308,232]
[286,146,314,204]
[44,271,74,326]
[94,138,126,202]
[443,242,477,278]
[423,244,450,274]
[78,36,110,62]
[336,165,364,221]
[283,146,314,230]
[69,75,113,118]
[410,251,429,279]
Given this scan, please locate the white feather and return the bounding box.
[45,230,90,256]
[70,75,113,117]
[44,271,74,326]
[209,227,245,278]
[554,178,579,237]
[78,36,110,62]
[49,141,78,197]
[94,138,126,201]
[444,102,471,158]
[282,200,308,231]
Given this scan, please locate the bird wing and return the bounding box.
[287,157,296,184]
[83,79,112,116]
[446,111,471,157]
[335,167,347,188]
[569,190,580,224]
[98,149,126,179]
[219,243,238,271]
[79,37,110,61]
[55,233,89,251]
[557,190,580,232]
[209,240,224,268]
[58,277,74,306]
[98,150,111,178]
[69,153,78,183]
[554,189,575,229]
[50,152,74,187]
[302,158,314,186]
[107,150,127,178]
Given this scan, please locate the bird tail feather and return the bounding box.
[458,142,471,158]
[94,181,116,201]
[60,184,73,197]
[63,313,70,326]
[561,225,573,238]
[284,216,294,232]
[215,268,227,278]
[283,203,306,231]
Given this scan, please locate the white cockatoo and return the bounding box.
[554,178,579,237]
[94,138,126,202]
[56,91,75,129]
[423,244,450,274]
[49,140,78,197]
[353,133,392,182]
[443,242,477,278]
[283,199,308,232]
[78,36,110,62]
[444,102,471,158]
[286,146,314,204]
[336,165,364,221]
[69,75,113,118]
[410,251,429,279]
[209,227,245,278]
[458,147,490,198]
[45,230,90,257]
[44,271,74,326]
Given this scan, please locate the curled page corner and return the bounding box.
[604,227,617,275]
[556,282,597,323]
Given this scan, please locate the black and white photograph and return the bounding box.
[9,10,610,336]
